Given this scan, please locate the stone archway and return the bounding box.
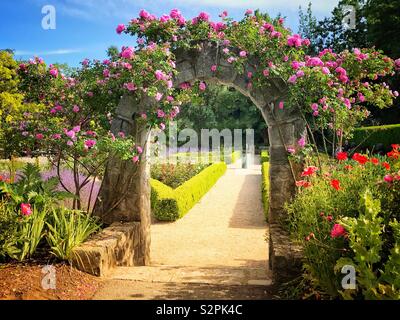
[93,40,305,268]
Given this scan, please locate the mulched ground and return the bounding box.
[0,262,100,300]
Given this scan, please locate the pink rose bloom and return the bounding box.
[66,130,75,139]
[155,70,166,81]
[227,57,235,64]
[116,24,126,34]
[49,68,58,77]
[311,103,319,111]
[298,136,306,148]
[198,12,210,22]
[118,132,125,138]
[219,11,228,18]
[263,69,270,77]
[139,9,151,20]
[157,109,165,118]
[278,101,284,109]
[67,140,74,146]
[178,16,186,26]
[35,133,44,140]
[199,82,207,91]
[84,139,96,149]
[306,57,324,67]
[167,95,174,102]
[160,15,170,23]
[73,105,80,113]
[72,126,81,133]
[287,34,302,47]
[103,69,110,77]
[211,65,217,72]
[141,113,147,120]
[124,82,137,91]
[331,224,346,238]
[245,9,253,15]
[296,70,305,77]
[287,147,296,154]
[239,51,247,57]
[21,203,32,216]
[121,47,134,59]
[247,72,253,79]
[137,146,143,154]
[170,9,181,19]
[288,75,297,84]
[321,67,330,74]
[160,123,166,130]
[132,155,139,163]
[155,92,163,101]
[52,133,61,139]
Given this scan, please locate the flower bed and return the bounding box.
[151,162,227,221]
[285,145,400,299]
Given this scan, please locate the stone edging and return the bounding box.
[71,222,140,277]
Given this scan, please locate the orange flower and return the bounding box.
[370,157,379,165]
[382,162,391,170]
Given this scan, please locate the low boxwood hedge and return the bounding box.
[261,150,269,164]
[261,162,269,221]
[352,124,400,150]
[150,162,227,221]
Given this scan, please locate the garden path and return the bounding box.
[93,156,272,299]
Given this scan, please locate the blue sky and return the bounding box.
[0,0,340,67]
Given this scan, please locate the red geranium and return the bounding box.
[382,162,391,170]
[331,224,347,238]
[370,157,379,165]
[301,166,318,177]
[336,152,348,161]
[331,179,341,190]
[296,180,312,188]
[352,153,368,165]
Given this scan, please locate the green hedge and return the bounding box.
[150,162,227,221]
[261,150,269,164]
[352,124,400,150]
[261,162,269,221]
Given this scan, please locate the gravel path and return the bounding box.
[151,161,269,269]
[94,158,272,300]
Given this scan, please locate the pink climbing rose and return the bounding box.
[199,82,207,91]
[116,24,126,34]
[211,65,217,72]
[239,51,247,57]
[49,68,58,77]
[84,139,96,149]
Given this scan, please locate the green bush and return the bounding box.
[175,150,241,164]
[151,162,227,221]
[46,208,100,260]
[261,150,269,164]
[261,162,269,221]
[285,148,400,299]
[352,124,400,150]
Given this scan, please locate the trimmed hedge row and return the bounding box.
[150,162,227,221]
[261,150,269,164]
[261,162,269,221]
[352,124,400,150]
[175,150,241,164]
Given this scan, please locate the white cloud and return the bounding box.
[14,48,82,56]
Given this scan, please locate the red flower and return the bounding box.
[331,179,341,190]
[352,153,368,165]
[336,151,348,161]
[301,166,318,177]
[0,175,3,182]
[382,162,391,170]
[326,215,333,222]
[384,174,393,183]
[331,224,346,238]
[370,157,379,165]
[20,203,32,216]
[392,144,399,150]
[296,180,312,188]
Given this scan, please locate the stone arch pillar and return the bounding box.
[93,95,152,265]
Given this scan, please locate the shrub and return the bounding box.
[261,162,269,221]
[261,150,269,164]
[46,208,100,260]
[151,162,227,221]
[352,124,400,151]
[285,145,400,299]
